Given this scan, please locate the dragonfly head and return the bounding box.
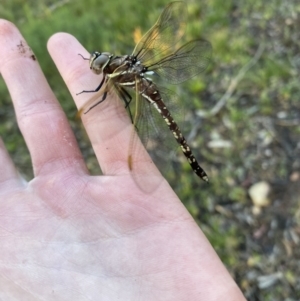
[89,51,111,74]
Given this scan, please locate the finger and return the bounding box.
[0,137,25,187]
[0,20,87,177]
[47,33,155,177]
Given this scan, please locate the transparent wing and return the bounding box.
[132,1,212,84]
[147,39,212,84]
[127,82,185,191]
[77,61,128,116]
[132,1,187,66]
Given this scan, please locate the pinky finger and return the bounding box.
[0,137,26,188]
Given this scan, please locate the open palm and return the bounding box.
[0,20,245,301]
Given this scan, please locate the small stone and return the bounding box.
[248,181,271,207]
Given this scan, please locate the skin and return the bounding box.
[0,20,246,301]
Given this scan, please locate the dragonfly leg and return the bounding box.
[84,91,108,114]
[120,88,132,108]
[76,75,106,95]
[117,86,134,124]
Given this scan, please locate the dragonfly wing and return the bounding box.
[127,79,162,191]
[127,82,185,191]
[148,39,212,84]
[132,1,187,65]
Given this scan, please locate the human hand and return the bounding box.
[0,20,245,301]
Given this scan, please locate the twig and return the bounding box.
[275,119,300,126]
[47,0,70,13]
[208,43,265,117]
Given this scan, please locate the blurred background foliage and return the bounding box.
[1,0,300,299]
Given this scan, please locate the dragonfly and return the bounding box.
[77,1,212,187]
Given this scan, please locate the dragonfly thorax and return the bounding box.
[89,51,112,74]
[130,58,147,75]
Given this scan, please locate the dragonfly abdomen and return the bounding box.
[149,96,208,183]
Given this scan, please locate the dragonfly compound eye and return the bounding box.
[90,52,111,74]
